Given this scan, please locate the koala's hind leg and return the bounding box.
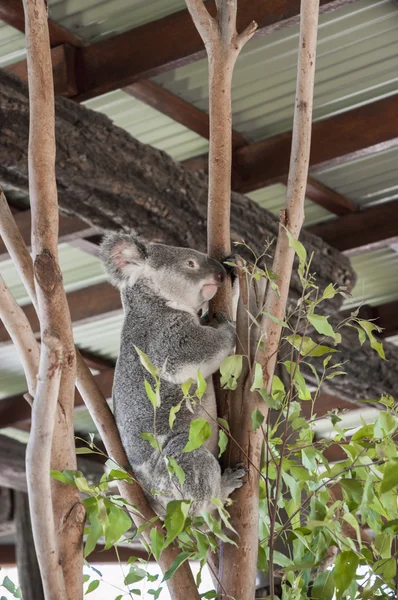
[138,438,245,515]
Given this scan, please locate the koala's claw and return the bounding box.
[221,466,247,495]
[214,311,229,325]
[223,253,243,281]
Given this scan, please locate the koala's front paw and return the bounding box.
[214,311,230,325]
[223,253,244,281]
[221,465,247,498]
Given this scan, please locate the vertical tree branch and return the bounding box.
[191,1,319,597]
[0,189,200,600]
[0,275,39,397]
[22,0,85,596]
[26,338,66,600]
[185,0,256,319]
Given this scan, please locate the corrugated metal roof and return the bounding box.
[344,247,398,309]
[84,90,209,162]
[247,183,335,227]
[154,0,398,140]
[1,243,106,306]
[48,0,186,42]
[312,146,398,208]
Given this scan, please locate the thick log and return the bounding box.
[0,435,105,492]
[14,491,44,600]
[0,70,353,318]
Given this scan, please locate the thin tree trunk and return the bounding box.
[15,491,45,600]
[22,1,85,596]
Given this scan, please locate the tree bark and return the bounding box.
[14,491,45,600]
[0,69,352,319]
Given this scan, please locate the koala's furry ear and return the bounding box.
[100,232,148,287]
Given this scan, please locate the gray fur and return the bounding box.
[101,232,244,516]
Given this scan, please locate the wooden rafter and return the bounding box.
[0,282,121,344]
[5,0,358,102]
[308,199,398,253]
[125,80,247,149]
[184,95,398,193]
[0,0,84,47]
[0,209,99,261]
[0,369,114,429]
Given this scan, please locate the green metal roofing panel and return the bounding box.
[0,22,25,67]
[247,184,335,227]
[312,146,398,208]
[73,313,123,361]
[344,248,398,310]
[1,243,106,306]
[48,0,186,42]
[154,0,398,141]
[84,90,209,162]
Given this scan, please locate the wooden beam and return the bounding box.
[0,209,100,261]
[304,176,356,216]
[125,80,247,150]
[185,95,398,193]
[0,543,149,566]
[308,199,398,253]
[78,350,115,372]
[0,282,121,344]
[0,434,105,492]
[4,0,357,102]
[341,300,398,339]
[0,369,114,429]
[0,0,84,47]
[6,44,79,97]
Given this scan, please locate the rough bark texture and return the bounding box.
[0,69,352,317]
[14,491,45,600]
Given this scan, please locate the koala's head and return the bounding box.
[101,232,226,312]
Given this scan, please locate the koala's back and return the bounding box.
[112,282,217,470]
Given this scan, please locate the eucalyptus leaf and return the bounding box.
[183,419,211,453]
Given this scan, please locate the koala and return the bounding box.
[101,232,245,516]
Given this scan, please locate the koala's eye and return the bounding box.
[187,259,196,268]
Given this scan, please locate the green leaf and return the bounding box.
[285,228,307,279]
[284,361,311,400]
[301,447,317,472]
[75,447,96,454]
[273,551,293,567]
[144,379,160,408]
[85,580,100,595]
[2,577,16,595]
[183,419,211,453]
[181,379,194,396]
[380,460,398,494]
[250,362,264,391]
[252,408,265,430]
[134,347,159,377]
[217,417,230,432]
[218,429,228,458]
[196,370,207,399]
[124,564,146,585]
[84,507,103,557]
[342,512,361,547]
[150,527,164,561]
[166,456,185,486]
[308,313,336,340]
[220,354,243,390]
[104,504,131,549]
[357,320,385,359]
[164,500,191,548]
[312,570,334,600]
[169,400,183,430]
[321,283,338,301]
[374,411,398,438]
[286,334,338,357]
[374,557,396,580]
[334,551,358,598]
[163,552,191,581]
[262,311,289,329]
[140,432,161,452]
